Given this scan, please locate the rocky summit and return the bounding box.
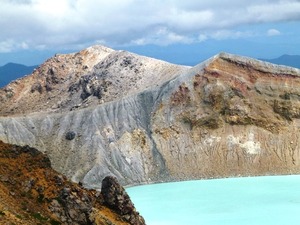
[1,46,300,189]
[0,45,188,116]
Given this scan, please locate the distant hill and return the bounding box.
[0,63,37,88]
[263,55,300,69]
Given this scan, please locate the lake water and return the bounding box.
[127,175,300,225]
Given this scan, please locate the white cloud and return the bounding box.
[267,29,281,36]
[0,0,300,52]
[0,39,29,52]
[0,40,14,53]
[131,27,194,46]
[198,34,208,42]
[210,30,254,40]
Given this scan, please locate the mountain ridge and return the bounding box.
[261,54,300,69]
[1,52,299,90]
[1,46,300,188]
[0,62,37,88]
[0,45,189,116]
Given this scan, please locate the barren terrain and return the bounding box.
[1,46,300,188]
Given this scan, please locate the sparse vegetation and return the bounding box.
[31,212,48,221]
[0,140,135,225]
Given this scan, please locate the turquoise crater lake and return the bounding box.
[127,175,300,225]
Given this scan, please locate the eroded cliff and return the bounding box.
[1,47,300,188]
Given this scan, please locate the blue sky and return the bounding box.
[0,0,300,66]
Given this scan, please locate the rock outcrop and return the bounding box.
[1,46,300,188]
[102,176,145,225]
[0,140,144,225]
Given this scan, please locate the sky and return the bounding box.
[0,0,300,66]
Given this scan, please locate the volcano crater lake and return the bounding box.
[127,175,300,225]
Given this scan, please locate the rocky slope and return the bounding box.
[0,140,144,225]
[0,45,188,116]
[1,46,300,188]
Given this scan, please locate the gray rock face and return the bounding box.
[1,47,300,188]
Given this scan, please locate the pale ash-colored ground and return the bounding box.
[1,46,300,188]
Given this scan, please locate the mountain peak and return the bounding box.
[262,54,300,69]
[210,52,300,76]
[0,45,189,116]
[0,63,37,88]
[3,62,26,67]
[1,46,299,117]
[1,46,300,188]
